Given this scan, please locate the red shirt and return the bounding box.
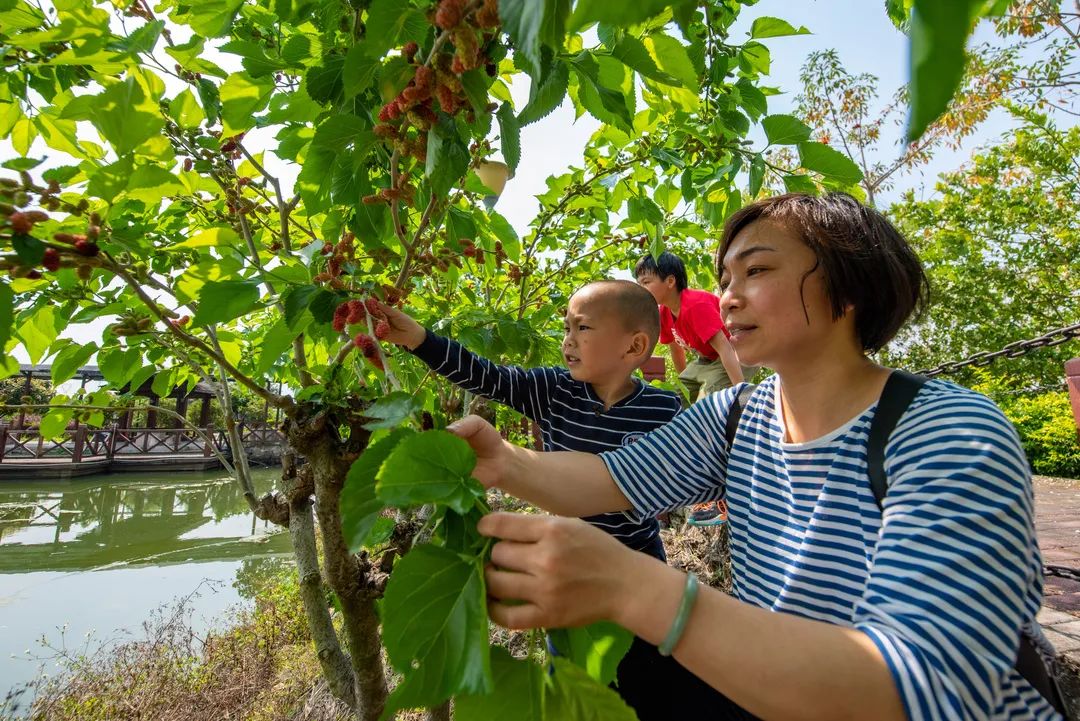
[659,288,730,360]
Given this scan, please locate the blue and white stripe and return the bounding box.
[411,331,682,551]
[601,375,1060,721]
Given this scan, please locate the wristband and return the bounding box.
[658,572,699,656]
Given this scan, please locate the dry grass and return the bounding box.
[661,511,733,594]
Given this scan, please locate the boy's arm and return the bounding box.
[378,302,549,419]
[668,342,687,373]
[707,332,743,385]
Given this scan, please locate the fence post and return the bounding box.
[1066,357,1080,437]
[0,423,7,462]
[107,424,117,459]
[204,423,214,457]
[72,426,86,463]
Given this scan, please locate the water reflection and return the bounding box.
[0,469,290,573]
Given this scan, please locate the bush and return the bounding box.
[969,370,1080,478]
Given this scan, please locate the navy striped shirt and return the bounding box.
[601,375,1060,721]
[411,331,682,552]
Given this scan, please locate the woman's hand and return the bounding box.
[477,512,644,630]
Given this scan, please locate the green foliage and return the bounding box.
[885,112,1080,389]
[969,371,1080,478]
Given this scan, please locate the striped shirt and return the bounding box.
[602,375,1060,721]
[411,331,682,552]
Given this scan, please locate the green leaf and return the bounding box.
[51,341,97,385]
[750,17,811,39]
[797,142,863,185]
[2,157,43,171]
[307,54,346,105]
[98,346,143,387]
[546,658,638,720]
[39,408,71,441]
[547,621,634,687]
[570,54,631,130]
[169,88,206,128]
[171,227,242,250]
[12,234,45,265]
[89,77,165,155]
[447,206,477,246]
[645,33,698,91]
[365,0,428,58]
[255,314,310,376]
[456,647,543,721]
[375,430,481,514]
[311,114,371,153]
[122,20,165,54]
[748,153,765,197]
[341,428,413,553]
[284,285,322,328]
[610,34,679,86]
[219,72,274,135]
[343,43,379,98]
[906,0,980,142]
[761,114,811,146]
[0,283,13,351]
[190,280,262,327]
[151,368,175,398]
[568,0,694,32]
[16,307,58,365]
[496,102,520,175]
[183,0,243,37]
[426,115,470,198]
[782,173,818,195]
[197,78,221,126]
[499,0,545,76]
[363,391,421,430]
[517,58,569,126]
[381,544,492,713]
[737,42,771,76]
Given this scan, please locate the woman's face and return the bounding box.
[718,218,848,372]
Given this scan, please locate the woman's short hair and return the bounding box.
[715,193,929,353]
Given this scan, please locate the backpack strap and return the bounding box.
[866,370,927,510]
[724,383,757,450]
[864,370,1067,714]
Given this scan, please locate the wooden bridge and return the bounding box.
[0,424,284,480]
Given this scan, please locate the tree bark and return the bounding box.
[426,700,452,721]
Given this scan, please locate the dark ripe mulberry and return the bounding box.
[436,85,458,114]
[42,248,60,271]
[183,158,193,172]
[25,269,41,280]
[353,333,384,370]
[421,411,434,431]
[8,212,32,234]
[362,194,382,205]
[414,65,435,90]
[462,245,477,258]
[73,239,99,257]
[364,297,383,319]
[403,41,419,62]
[374,123,398,139]
[333,302,349,332]
[321,242,334,255]
[346,299,366,324]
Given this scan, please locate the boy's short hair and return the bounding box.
[576,280,662,350]
[715,192,929,353]
[633,251,688,292]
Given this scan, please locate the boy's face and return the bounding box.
[635,271,672,305]
[562,288,638,384]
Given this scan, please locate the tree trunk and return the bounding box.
[426,700,452,721]
[312,454,389,721]
[290,494,358,710]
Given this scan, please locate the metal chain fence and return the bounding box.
[915,322,1080,378]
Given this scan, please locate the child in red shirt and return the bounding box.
[636,252,748,526]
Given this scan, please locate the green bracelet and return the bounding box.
[658,572,699,657]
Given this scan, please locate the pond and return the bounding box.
[0,468,291,701]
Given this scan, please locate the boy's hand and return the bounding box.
[374,301,426,350]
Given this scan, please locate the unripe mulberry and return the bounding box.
[374,320,391,340]
[76,265,92,281]
[42,248,60,272]
[9,212,32,234]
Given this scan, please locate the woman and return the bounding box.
[450,193,1062,721]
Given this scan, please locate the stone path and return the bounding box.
[1034,475,1080,718]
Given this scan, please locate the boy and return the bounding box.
[377,281,725,719]
[376,279,680,561]
[635,251,746,526]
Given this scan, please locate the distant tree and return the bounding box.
[0,376,52,406]
[884,107,1080,388]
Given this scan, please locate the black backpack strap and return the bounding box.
[725,384,757,450]
[866,370,927,511]
[865,370,1066,714]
